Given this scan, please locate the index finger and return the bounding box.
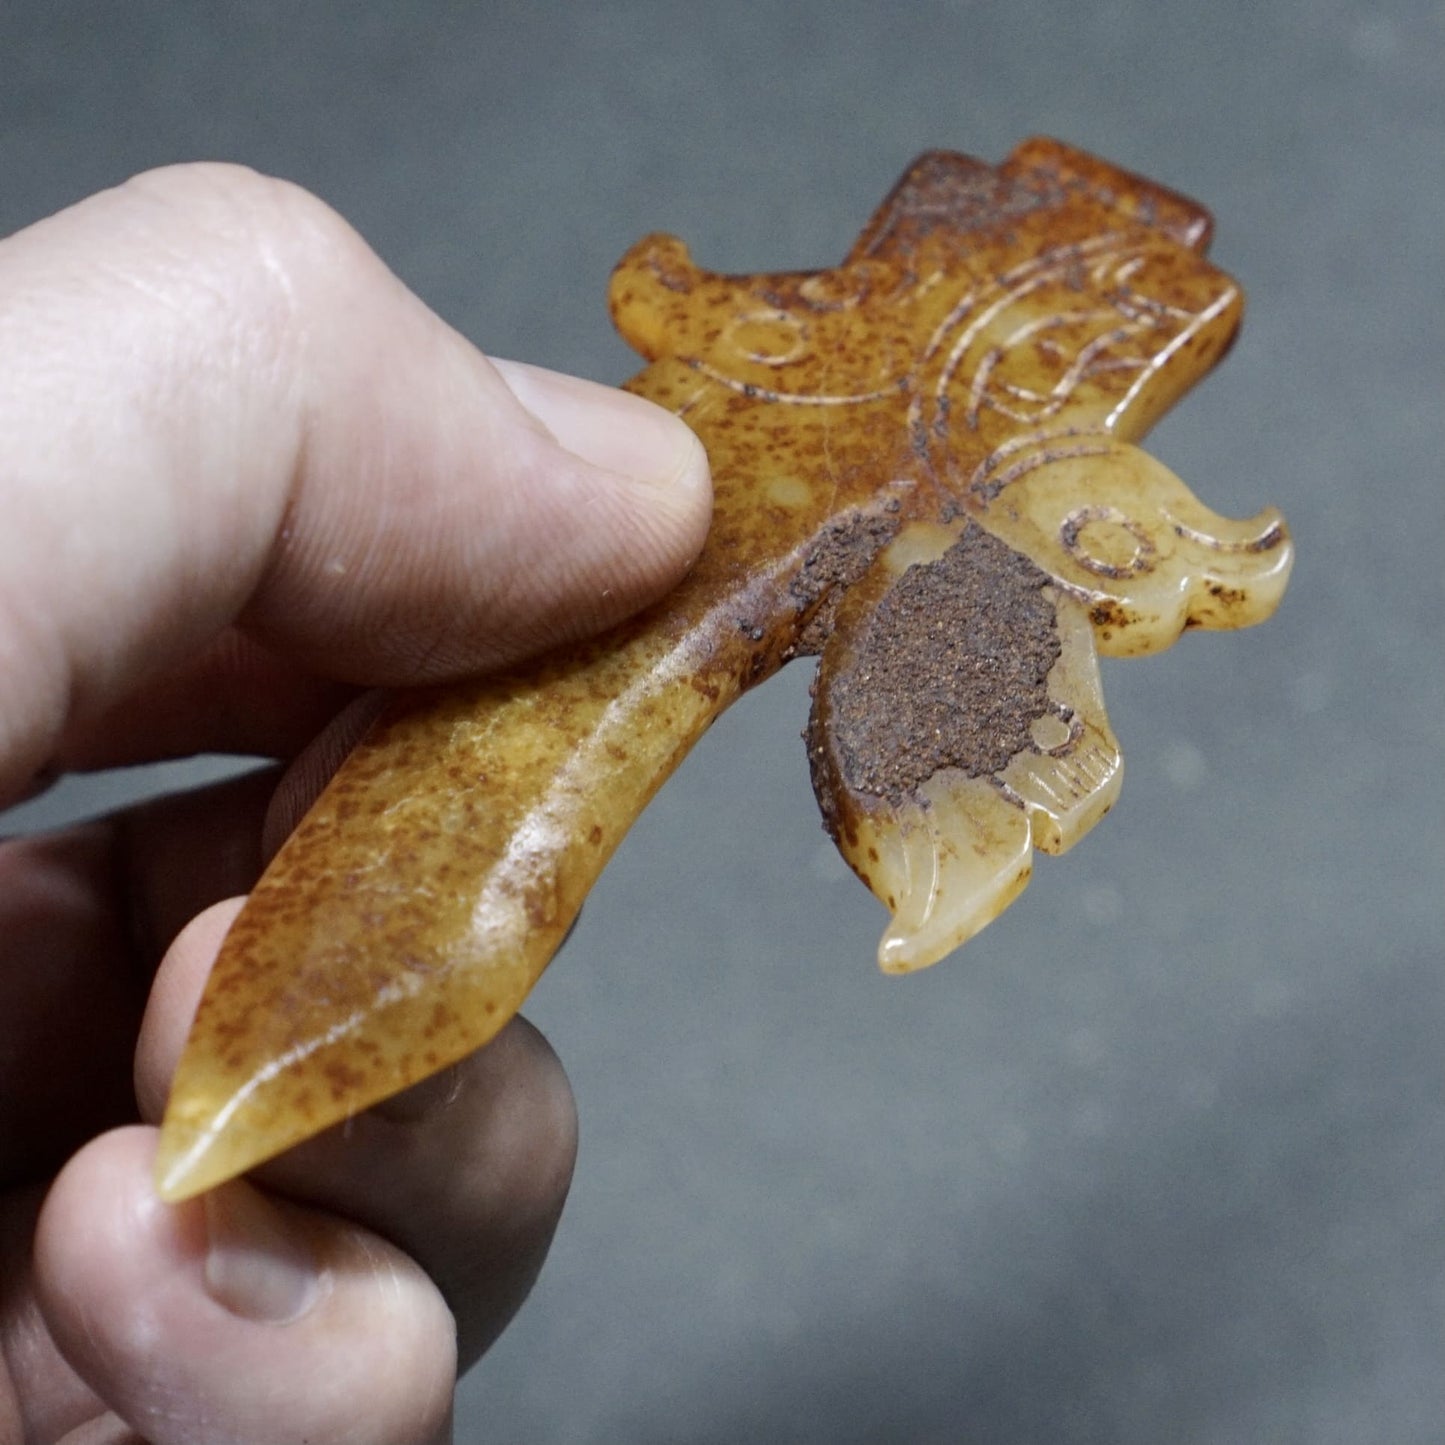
[0,162,710,805]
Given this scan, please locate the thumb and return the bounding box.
[0,163,710,798]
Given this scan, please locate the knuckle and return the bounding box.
[466,1016,579,1213]
[114,162,381,364]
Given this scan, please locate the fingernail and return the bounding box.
[492,357,708,493]
[203,1183,322,1324]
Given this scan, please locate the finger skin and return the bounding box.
[0,770,280,1178]
[137,899,579,1369]
[34,1129,456,1445]
[0,1184,98,1445]
[0,828,143,1183]
[0,161,710,804]
[53,629,362,770]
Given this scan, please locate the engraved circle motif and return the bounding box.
[726,310,809,366]
[1029,702,1083,756]
[1059,506,1157,578]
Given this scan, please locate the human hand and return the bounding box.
[0,164,710,1445]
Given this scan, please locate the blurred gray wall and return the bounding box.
[2,2,1441,1441]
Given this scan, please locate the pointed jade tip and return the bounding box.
[153,1123,229,1203]
[153,1107,282,1203]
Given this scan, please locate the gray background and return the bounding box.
[2,2,1441,1441]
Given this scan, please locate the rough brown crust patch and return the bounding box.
[789,509,901,656]
[821,525,1061,800]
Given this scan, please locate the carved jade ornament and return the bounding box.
[156,139,1293,1199]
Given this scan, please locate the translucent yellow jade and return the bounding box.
[156,139,1293,1200]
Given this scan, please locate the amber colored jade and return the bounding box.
[156,139,1292,1199]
